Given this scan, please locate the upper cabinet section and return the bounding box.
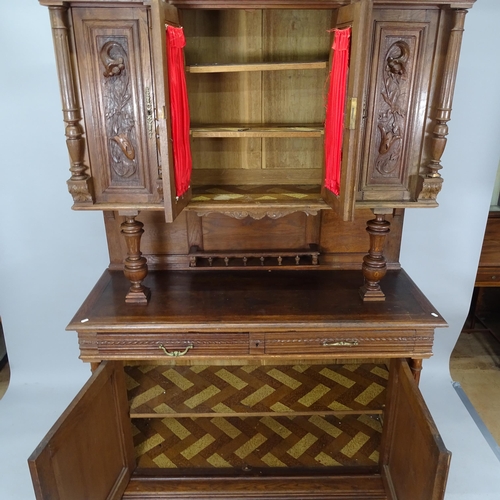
[41,0,474,222]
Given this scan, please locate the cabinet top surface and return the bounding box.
[68,269,446,332]
[39,0,476,8]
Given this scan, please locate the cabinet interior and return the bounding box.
[126,361,387,472]
[181,9,335,201]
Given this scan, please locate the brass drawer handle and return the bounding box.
[158,344,194,357]
[322,341,359,347]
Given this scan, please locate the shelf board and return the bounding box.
[186,60,328,74]
[191,125,324,138]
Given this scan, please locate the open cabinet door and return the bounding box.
[28,362,135,500]
[381,359,451,500]
[150,0,192,223]
[322,0,371,222]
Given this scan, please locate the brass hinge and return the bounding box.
[347,97,357,130]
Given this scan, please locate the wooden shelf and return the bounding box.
[191,126,324,138]
[186,61,328,74]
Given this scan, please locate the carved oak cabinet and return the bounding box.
[30,0,474,498]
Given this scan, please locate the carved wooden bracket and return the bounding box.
[193,208,320,220]
[49,6,93,204]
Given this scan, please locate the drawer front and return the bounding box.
[264,331,418,356]
[79,332,250,360]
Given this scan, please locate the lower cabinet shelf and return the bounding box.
[29,359,450,500]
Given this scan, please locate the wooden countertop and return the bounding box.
[68,269,446,333]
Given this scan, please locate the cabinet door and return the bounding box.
[381,359,451,500]
[151,0,192,223]
[72,7,160,206]
[28,362,135,500]
[321,0,371,222]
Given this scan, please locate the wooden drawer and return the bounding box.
[264,330,427,357]
[78,329,435,362]
[78,331,250,360]
[29,359,450,500]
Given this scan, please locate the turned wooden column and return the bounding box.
[418,9,467,202]
[120,211,151,304]
[409,358,423,385]
[49,6,93,204]
[360,210,391,302]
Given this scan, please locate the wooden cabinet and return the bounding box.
[30,359,449,499]
[32,0,474,498]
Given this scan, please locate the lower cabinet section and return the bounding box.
[29,359,450,499]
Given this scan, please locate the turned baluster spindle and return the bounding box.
[360,212,391,301]
[49,7,93,203]
[121,214,151,304]
[419,9,467,200]
[409,358,423,385]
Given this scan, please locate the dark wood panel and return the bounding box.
[123,474,388,499]
[104,208,404,271]
[381,359,450,500]
[69,269,446,333]
[264,330,419,356]
[79,332,250,360]
[72,7,160,204]
[359,9,439,202]
[28,362,134,500]
[476,211,500,286]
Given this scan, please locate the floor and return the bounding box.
[450,289,500,447]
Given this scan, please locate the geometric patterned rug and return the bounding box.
[126,363,388,470]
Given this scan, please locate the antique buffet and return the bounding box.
[29,0,475,498]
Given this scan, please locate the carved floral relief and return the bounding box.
[99,38,138,180]
[375,40,411,177]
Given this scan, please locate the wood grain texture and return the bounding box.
[322,0,371,222]
[380,359,451,500]
[186,61,327,73]
[72,6,160,205]
[150,0,192,222]
[359,9,438,202]
[123,474,388,499]
[69,268,444,362]
[28,362,135,500]
[475,211,500,286]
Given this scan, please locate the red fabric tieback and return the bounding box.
[324,27,351,196]
[166,25,192,198]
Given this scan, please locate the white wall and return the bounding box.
[0,0,499,498]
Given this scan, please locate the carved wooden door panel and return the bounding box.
[28,362,135,500]
[150,0,192,223]
[381,359,451,500]
[358,7,441,205]
[321,0,372,222]
[72,7,161,207]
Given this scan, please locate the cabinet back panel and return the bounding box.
[183,9,332,187]
[182,10,264,65]
[104,208,403,269]
[201,212,311,251]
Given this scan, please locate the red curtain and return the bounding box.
[324,27,351,196]
[166,26,192,198]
